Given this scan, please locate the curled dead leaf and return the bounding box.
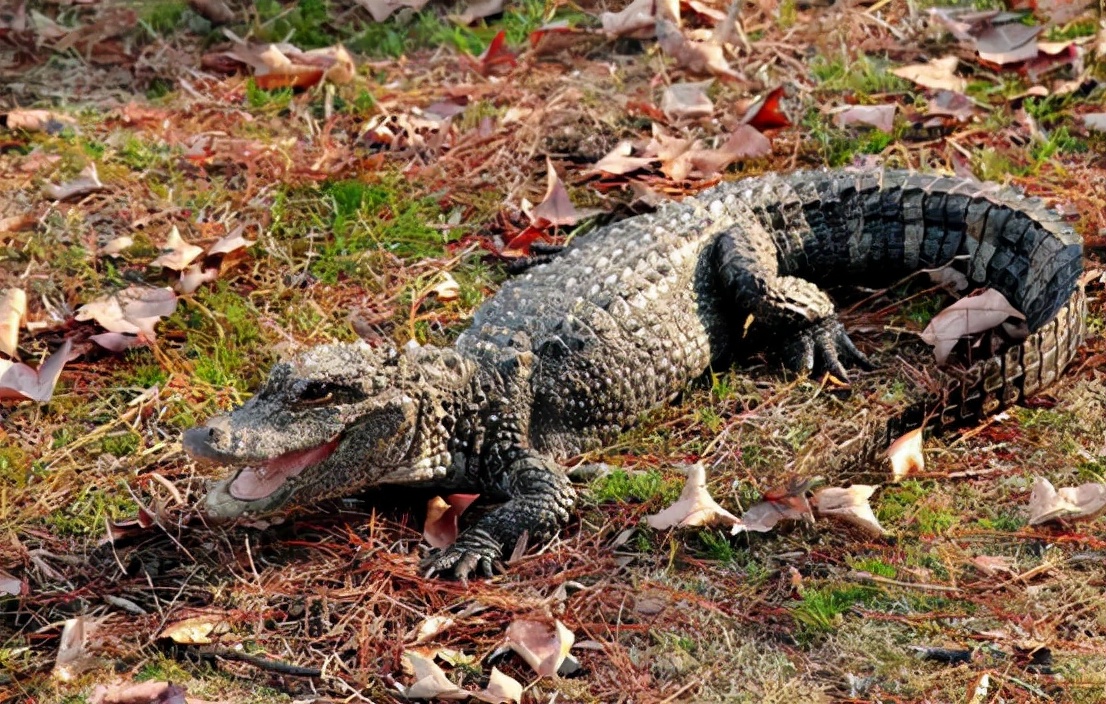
[77,286,178,338]
[661,81,714,121]
[505,618,575,678]
[1027,476,1106,525]
[600,0,656,38]
[0,568,25,596]
[891,56,968,93]
[403,651,469,700]
[423,493,480,549]
[656,18,743,82]
[531,158,593,228]
[592,141,656,175]
[645,462,744,531]
[812,485,886,536]
[0,339,72,403]
[920,289,1023,364]
[159,616,218,645]
[45,163,106,201]
[101,236,134,257]
[474,667,523,704]
[886,428,924,481]
[3,109,77,134]
[0,288,27,357]
[150,226,204,271]
[833,104,896,133]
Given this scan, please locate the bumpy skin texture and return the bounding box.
[185,169,1084,579]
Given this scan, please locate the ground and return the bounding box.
[2,0,1106,702]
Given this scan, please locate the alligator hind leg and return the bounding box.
[714,225,871,380]
[420,453,576,579]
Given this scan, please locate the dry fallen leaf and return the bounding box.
[0,339,72,403]
[423,493,480,549]
[0,287,27,357]
[207,227,255,255]
[101,236,134,257]
[645,462,744,531]
[975,23,1041,65]
[656,18,743,81]
[1027,476,1106,525]
[592,141,656,175]
[1083,113,1106,132]
[53,616,103,682]
[474,668,523,704]
[159,616,218,645]
[450,0,505,25]
[505,618,575,678]
[151,226,204,271]
[531,158,591,228]
[4,108,77,133]
[920,289,1024,364]
[45,163,107,201]
[429,273,461,304]
[661,81,714,121]
[89,681,192,704]
[0,568,25,596]
[403,651,469,700]
[77,286,178,338]
[813,485,886,536]
[600,0,656,38]
[833,104,896,133]
[887,428,925,481]
[891,56,968,93]
[662,125,771,180]
[971,555,1017,577]
[212,42,355,89]
[354,0,430,22]
[410,615,456,645]
[740,477,819,532]
[176,265,220,295]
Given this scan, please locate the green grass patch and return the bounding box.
[246,80,295,112]
[793,584,879,639]
[255,0,335,49]
[141,0,189,35]
[591,468,680,504]
[45,486,138,537]
[810,55,911,95]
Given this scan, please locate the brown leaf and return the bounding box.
[505,618,575,678]
[592,140,656,175]
[450,0,505,25]
[53,616,103,682]
[160,617,218,645]
[3,108,77,133]
[655,18,743,81]
[101,236,135,257]
[920,289,1023,364]
[661,81,714,121]
[976,23,1041,65]
[531,158,589,228]
[0,339,72,403]
[971,555,1016,577]
[473,667,523,704]
[188,0,235,24]
[423,494,480,549]
[90,681,191,704]
[429,273,461,303]
[44,163,106,201]
[600,0,656,39]
[403,651,469,700]
[741,478,816,532]
[813,485,886,536]
[833,104,896,132]
[0,568,25,597]
[1027,477,1106,525]
[354,0,430,22]
[886,428,924,481]
[645,462,744,531]
[927,90,976,121]
[662,125,770,180]
[472,30,517,76]
[76,286,178,339]
[0,287,27,357]
[214,42,355,89]
[151,226,204,271]
[892,56,968,93]
[0,213,36,235]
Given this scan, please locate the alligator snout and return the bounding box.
[181,416,233,463]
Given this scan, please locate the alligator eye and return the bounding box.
[296,382,334,407]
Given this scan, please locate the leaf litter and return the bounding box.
[6,0,1106,700]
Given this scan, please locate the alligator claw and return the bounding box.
[419,529,504,580]
[784,318,871,382]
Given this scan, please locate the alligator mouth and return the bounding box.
[227,435,342,501]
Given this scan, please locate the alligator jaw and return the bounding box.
[226,435,342,501]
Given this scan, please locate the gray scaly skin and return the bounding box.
[183,168,1085,579]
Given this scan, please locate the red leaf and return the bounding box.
[475,30,517,76]
[742,86,791,130]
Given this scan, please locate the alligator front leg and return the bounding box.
[421,454,576,579]
[714,224,871,380]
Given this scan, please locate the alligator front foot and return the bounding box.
[421,528,505,580]
[783,318,872,382]
[420,454,576,580]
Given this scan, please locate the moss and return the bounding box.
[591,469,680,504]
[45,486,138,537]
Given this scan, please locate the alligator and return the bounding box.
[183,168,1086,579]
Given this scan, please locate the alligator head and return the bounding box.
[183,341,474,519]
